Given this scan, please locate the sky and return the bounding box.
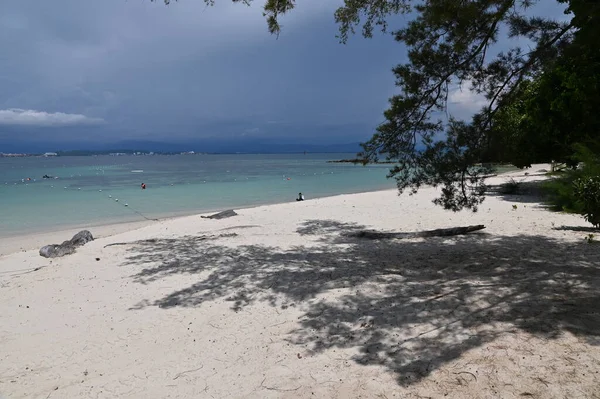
[0,0,570,152]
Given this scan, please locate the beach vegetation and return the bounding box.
[541,143,600,226]
[499,178,521,195]
[573,177,600,228]
[585,233,597,244]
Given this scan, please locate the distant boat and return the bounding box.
[131,170,144,173]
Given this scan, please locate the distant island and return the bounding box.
[0,150,206,158]
[327,158,395,164]
[0,140,364,155]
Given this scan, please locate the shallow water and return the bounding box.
[0,153,395,237]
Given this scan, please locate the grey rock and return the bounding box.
[70,230,94,246]
[39,244,76,258]
[39,230,94,258]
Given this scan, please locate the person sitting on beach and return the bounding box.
[296,192,304,201]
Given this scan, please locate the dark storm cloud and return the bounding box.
[0,0,401,146]
[0,0,570,149]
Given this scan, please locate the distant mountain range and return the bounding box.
[0,138,364,155]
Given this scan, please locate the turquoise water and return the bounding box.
[0,154,394,237]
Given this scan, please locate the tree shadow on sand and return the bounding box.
[486,179,552,206]
[120,220,600,385]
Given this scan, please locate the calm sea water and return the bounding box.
[0,153,395,237]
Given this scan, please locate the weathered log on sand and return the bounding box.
[344,225,486,240]
[200,210,238,220]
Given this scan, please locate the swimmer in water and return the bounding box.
[141,183,146,190]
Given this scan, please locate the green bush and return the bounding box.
[573,177,600,228]
[542,142,600,227]
[542,175,583,213]
[500,178,521,195]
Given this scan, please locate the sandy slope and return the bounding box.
[1,164,599,399]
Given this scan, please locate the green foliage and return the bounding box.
[542,143,600,227]
[357,0,595,211]
[500,178,520,195]
[585,234,596,244]
[573,177,600,228]
[484,81,539,168]
[488,5,600,170]
[354,0,598,212]
[542,177,582,213]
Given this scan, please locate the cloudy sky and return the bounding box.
[0,0,568,151]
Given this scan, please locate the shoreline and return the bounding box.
[0,163,521,256]
[0,165,527,257]
[0,184,396,256]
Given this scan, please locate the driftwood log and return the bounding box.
[201,210,238,220]
[343,225,485,240]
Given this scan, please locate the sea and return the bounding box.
[0,153,395,238]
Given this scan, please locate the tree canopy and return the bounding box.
[486,2,600,170]
[158,0,600,212]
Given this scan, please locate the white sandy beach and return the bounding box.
[1,164,599,398]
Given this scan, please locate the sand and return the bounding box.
[1,164,599,399]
